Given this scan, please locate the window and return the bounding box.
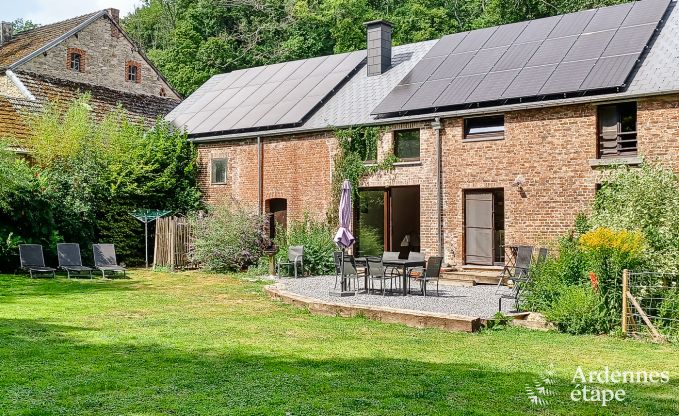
[464,115,504,141]
[598,102,637,158]
[70,53,81,71]
[211,159,227,184]
[66,48,85,72]
[394,129,420,160]
[126,61,141,83]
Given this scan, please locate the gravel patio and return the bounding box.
[277,276,515,319]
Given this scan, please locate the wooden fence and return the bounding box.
[153,216,195,270]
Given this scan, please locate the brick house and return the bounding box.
[168,0,679,268]
[0,9,180,151]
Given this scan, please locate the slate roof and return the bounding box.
[0,12,99,68]
[180,0,679,142]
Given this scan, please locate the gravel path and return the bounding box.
[277,276,515,319]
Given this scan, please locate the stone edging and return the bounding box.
[265,283,482,333]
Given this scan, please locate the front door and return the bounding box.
[465,191,494,265]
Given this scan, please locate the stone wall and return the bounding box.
[197,94,679,266]
[18,16,179,100]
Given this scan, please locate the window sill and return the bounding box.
[463,135,505,143]
[589,156,642,167]
[211,182,228,186]
[393,160,421,167]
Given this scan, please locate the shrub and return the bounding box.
[189,202,270,273]
[592,163,679,273]
[274,215,335,276]
[545,286,608,335]
[658,290,679,337]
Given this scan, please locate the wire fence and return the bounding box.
[625,271,679,343]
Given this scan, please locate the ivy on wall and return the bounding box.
[329,126,397,225]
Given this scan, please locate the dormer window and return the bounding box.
[67,48,85,72]
[125,61,141,83]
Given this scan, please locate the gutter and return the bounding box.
[431,117,443,258]
[257,136,263,214]
[5,70,35,100]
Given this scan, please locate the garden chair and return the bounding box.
[19,244,55,278]
[57,243,93,278]
[366,256,396,295]
[536,247,548,265]
[340,254,362,293]
[499,271,532,312]
[93,244,127,278]
[409,256,443,296]
[496,245,533,293]
[277,246,304,278]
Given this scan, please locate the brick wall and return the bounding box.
[197,132,336,222]
[197,94,679,266]
[18,16,179,100]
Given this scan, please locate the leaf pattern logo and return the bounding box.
[525,364,557,406]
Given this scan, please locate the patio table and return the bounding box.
[382,259,426,296]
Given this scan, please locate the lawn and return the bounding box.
[0,271,677,415]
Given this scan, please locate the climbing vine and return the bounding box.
[329,126,397,225]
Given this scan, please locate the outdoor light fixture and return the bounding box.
[512,175,526,188]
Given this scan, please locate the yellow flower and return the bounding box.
[579,227,645,255]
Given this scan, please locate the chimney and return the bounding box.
[364,20,392,76]
[0,22,13,45]
[107,8,120,24]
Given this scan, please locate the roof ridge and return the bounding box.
[5,11,101,42]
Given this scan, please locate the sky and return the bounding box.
[0,0,142,25]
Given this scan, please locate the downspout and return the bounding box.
[257,136,263,214]
[431,118,443,258]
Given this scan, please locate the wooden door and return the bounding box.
[465,192,494,265]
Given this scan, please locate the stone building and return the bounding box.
[168,0,679,269]
[0,9,180,150]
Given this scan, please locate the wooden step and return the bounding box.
[441,270,502,285]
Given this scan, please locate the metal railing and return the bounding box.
[623,270,679,343]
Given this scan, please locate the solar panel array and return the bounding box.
[169,50,366,135]
[372,0,671,116]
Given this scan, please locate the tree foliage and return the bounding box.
[0,94,201,270]
[123,0,630,96]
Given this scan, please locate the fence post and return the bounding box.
[622,269,629,335]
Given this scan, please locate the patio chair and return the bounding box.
[57,243,93,278]
[536,247,548,265]
[277,245,304,278]
[19,244,55,278]
[409,256,443,296]
[496,245,533,293]
[93,244,127,278]
[499,271,532,312]
[340,254,362,293]
[366,256,396,295]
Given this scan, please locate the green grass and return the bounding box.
[0,271,677,415]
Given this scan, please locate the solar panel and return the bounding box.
[401,79,451,111]
[527,36,577,66]
[514,15,560,43]
[466,69,520,103]
[484,21,528,48]
[371,83,423,114]
[429,51,475,80]
[564,30,615,62]
[539,59,597,95]
[580,54,639,90]
[493,42,540,71]
[423,32,468,59]
[401,56,445,84]
[433,75,484,107]
[170,48,365,134]
[502,64,557,99]
[458,46,508,76]
[549,9,595,38]
[622,0,671,26]
[603,24,657,57]
[584,3,633,32]
[372,0,670,116]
